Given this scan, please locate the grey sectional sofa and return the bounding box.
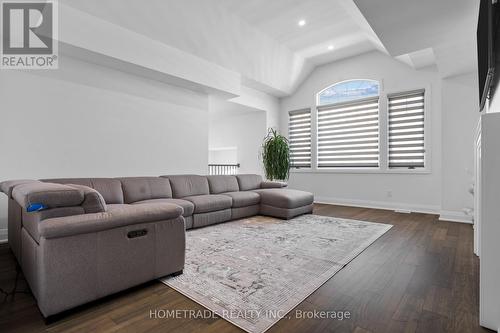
[0,174,313,318]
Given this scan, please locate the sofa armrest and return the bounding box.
[260,181,288,189]
[39,203,183,239]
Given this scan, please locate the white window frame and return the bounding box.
[290,82,432,175]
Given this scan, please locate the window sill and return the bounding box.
[290,168,431,175]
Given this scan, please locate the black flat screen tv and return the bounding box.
[477,0,498,110]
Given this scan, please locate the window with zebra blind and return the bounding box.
[288,108,311,168]
[388,90,425,169]
[317,95,380,168]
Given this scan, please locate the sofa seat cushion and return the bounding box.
[222,191,260,208]
[252,189,314,209]
[106,204,129,212]
[183,195,232,214]
[260,181,288,189]
[132,198,194,217]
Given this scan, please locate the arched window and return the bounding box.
[317,79,379,106]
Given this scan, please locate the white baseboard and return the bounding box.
[314,196,473,225]
[439,210,473,224]
[0,228,7,243]
[314,196,440,215]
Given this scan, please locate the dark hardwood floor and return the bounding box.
[0,204,491,333]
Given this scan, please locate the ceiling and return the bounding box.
[354,0,480,77]
[215,0,386,66]
[63,0,479,96]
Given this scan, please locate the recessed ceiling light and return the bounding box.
[298,20,306,27]
[328,45,334,50]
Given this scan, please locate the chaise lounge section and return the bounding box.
[0,174,313,318]
[234,174,314,219]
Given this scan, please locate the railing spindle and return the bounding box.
[208,163,240,175]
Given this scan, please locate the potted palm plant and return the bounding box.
[261,128,290,181]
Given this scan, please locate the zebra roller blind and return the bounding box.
[317,97,380,168]
[388,90,425,168]
[288,108,311,168]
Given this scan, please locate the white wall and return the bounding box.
[280,51,444,213]
[209,101,267,175]
[440,72,479,221]
[209,148,238,165]
[0,55,210,238]
[229,85,281,130]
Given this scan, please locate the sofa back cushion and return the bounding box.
[163,175,209,198]
[41,178,124,204]
[119,177,172,204]
[207,175,239,194]
[236,174,263,191]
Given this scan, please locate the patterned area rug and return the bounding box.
[161,214,392,333]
